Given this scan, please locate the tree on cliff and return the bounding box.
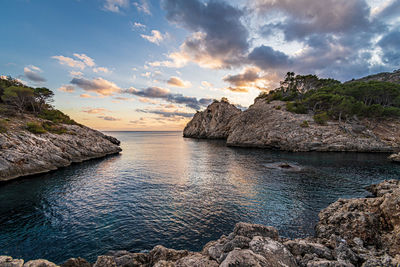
[1,86,35,113]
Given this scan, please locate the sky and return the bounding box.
[1,0,399,131]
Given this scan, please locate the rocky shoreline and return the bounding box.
[1,179,399,267]
[0,115,121,182]
[184,99,400,158]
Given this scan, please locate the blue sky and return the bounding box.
[1,0,399,130]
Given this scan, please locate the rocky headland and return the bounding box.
[2,179,399,266]
[184,98,400,153]
[0,114,121,182]
[184,71,400,161]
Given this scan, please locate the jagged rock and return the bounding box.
[93,256,116,267]
[23,259,58,267]
[249,236,297,267]
[60,258,90,267]
[183,100,241,139]
[389,152,400,162]
[306,259,354,267]
[284,239,333,260]
[0,115,121,181]
[148,245,189,265]
[0,256,24,267]
[219,249,270,267]
[175,253,218,267]
[233,222,279,240]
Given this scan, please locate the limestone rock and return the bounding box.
[148,245,189,265]
[389,152,400,162]
[93,256,116,267]
[0,115,121,181]
[60,258,90,267]
[233,222,279,240]
[0,256,24,267]
[23,259,58,267]
[219,249,270,267]
[183,100,241,139]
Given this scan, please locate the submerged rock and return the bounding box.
[389,152,400,162]
[2,180,400,266]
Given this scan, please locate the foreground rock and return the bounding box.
[184,98,400,152]
[3,180,399,266]
[0,115,121,181]
[389,152,400,162]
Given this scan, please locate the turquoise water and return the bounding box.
[0,131,399,264]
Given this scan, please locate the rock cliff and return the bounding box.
[0,114,121,181]
[2,180,399,266]
[184,99,400,152]
[183,100,241,139]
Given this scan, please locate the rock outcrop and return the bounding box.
[352,69,400,84]
[2,180,399,266]
[183,100,241,139]
[0,115,121,181]
[184,98,400,152]
[389,152,400,162]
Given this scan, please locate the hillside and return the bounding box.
[184,71,400,156]
[0,76,121,181]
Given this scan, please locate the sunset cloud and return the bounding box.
[167,76,192,88]
[58,85,75,93]
[52,55,86,70]
[71,77,121,96]
[82,108,109,114]
[97,115,121,121]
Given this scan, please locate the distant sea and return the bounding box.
[1,131,399,264]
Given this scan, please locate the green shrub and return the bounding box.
[39,109,76,124]
[275,105,282,110]
[313,112,329,125]
[300,120,309,128]
[42,121,67,134]
[286,102,308,114]
[0,119,7,133]
[26,122,47,134]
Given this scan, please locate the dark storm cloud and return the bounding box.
[248,45,290,70]
[254,0,373,41]
[378,30,400,65]
[125,87,214,110]
[162,0,249,67]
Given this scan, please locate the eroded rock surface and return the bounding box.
[2,180,399,266]
[0,115,121,181]
[184,98,400,152]
[183,100,241,139]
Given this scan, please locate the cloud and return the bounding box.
[97,115,121,121]
[136,109,195,118]
[93,67,111,73]
[73,53,95,67]
[80,94,96,98]
[201,81,213,88]
[223,68,260,87]
[82,108,109,114]
[160,0,249,68]
[141,30,166,45]
[58,85,75,93]
[71,77,121,96]
[378,30,400,65]
[138,97,160,104]
[131,22,146,30]
[70,71,83,77]
[125,86,213,109]
[253,0,372,41]
[104,0,129,12]
[24,66,46,82]
[52,55,86,69]
[134,0,151,14]
[167,76,192,87]
[248,45,290,69]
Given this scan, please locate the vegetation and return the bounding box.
[0,119,7,133]
[258,72,400,122]
[300,120,309,128]
[0,76,78,134]
[26,122,47,134]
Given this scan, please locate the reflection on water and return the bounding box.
[0,131,399,264]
